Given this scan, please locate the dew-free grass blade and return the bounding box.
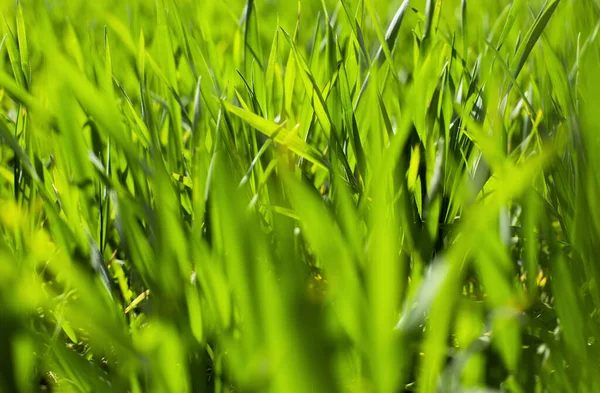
[223,100,330,171]
[510,0,560,82]
[374,0,411,64]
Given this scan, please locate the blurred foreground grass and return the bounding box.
[1,0,600,392]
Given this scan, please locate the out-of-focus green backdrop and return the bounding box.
[1,0,600,392]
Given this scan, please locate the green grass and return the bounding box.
[1,0,599,392]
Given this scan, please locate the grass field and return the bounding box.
[1,0,600,391]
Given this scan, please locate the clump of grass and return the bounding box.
[1,0,599,392]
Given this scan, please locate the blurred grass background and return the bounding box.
[1,0,600,392]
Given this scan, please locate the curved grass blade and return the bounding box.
[510,0,560,81]
[222,101,330,171]
[374,0,411,64]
